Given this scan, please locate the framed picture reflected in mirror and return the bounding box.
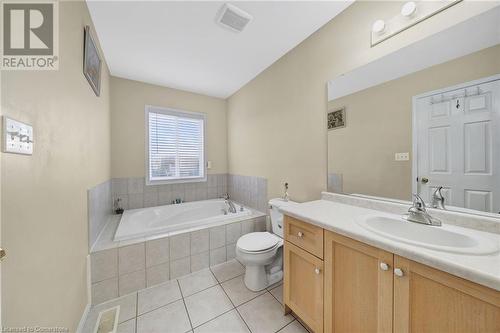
[327,107,346,130]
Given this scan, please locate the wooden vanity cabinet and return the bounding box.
[393,256,500,333]
[283,215,500,333]
[284,242,324,333]
[324,231,394,333]
[283,215,324,333]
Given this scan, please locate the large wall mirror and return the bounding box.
[327,6,500,217]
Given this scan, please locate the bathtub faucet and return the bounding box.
[223,193,237,214]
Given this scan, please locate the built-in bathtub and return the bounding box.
[90,198,266,305]
[115,199,252,241]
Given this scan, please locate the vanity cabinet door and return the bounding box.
[393,256,500,333]
[284,241,324,333]
[324,231,393,333]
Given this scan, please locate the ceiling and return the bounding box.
[86,1,352,98]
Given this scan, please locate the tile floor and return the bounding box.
[82,259,308,333]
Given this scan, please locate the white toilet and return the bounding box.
[236,198,297,291]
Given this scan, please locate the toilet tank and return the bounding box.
[268,198,297,238]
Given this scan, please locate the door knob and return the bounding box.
[420,177,429,184]
[380,262,389,271]
[0,248,6,261]
[394,268,404,277]
[297,231,304,238]
[314,268,321,275]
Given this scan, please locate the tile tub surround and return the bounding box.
[228,174,268,213]
[83,260,307,333]
[111,174,270,214]
[90,215,267,304]
[88,180,113,250]
[111,174,229,211]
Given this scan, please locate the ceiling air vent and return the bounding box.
[216,3,253,33]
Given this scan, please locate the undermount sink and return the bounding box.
[357,214,500,255]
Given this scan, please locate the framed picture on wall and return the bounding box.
[327,107,346,130]
[83,25,102,97]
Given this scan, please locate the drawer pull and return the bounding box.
[379,262,389,271]
[394,268,404,277]
[315,268,321,275]
[297,231,304,238]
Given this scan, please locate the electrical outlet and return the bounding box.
[395,152,409,161]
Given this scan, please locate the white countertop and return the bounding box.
[280,199,500,291]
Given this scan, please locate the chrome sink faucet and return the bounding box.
[223,193,237,214]
[431,186,446,210]
[404,194,442,226]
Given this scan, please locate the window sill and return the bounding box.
[146,176,207,186]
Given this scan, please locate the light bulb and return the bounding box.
[372,20,386,34]
[401,1,417,17]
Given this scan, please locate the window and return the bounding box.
[146,105,206,184]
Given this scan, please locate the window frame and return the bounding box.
[145,105,207,185]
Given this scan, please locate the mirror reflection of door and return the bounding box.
[415,79,500,213]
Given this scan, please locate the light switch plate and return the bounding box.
[395,152,409,161]
[2,116,33,155]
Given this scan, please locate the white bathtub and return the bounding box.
[114,199,252,241]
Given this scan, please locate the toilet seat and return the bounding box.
[237,232,282,253]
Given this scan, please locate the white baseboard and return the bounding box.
[76,303,91,333]
[76,254,92,333]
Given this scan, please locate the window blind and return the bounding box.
[147,106,205,182]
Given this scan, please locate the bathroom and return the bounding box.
[1,1,499,332]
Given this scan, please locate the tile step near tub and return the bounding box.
[90,214,267,305]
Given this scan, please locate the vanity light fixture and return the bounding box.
[371,0,461,46]
[401,1,417,18]
[372,19,386,34]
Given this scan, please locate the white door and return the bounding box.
[416,79,500,213]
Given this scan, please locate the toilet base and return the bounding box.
[243,265,283,292]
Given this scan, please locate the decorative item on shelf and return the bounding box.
[283,182,289,202]
[172,198,183,204]
[114,198,124,215]
[327,107,346,130]
[83,25,102,96]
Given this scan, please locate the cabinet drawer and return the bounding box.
[284,215,323,259]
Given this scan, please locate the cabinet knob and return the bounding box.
[315,268,321,275]
[394,268,404,277]
[379,262,389,271]
[297,231,304,238]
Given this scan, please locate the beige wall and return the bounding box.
[328,45,500,201]
[227,1,498,202]
[110,77,227,178]
[1,2,110,330]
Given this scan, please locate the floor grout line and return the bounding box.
[276,319,297,332]
[135,292,139,332]
[191,306,236,330]
[235,306,253,333]
[135,295,183,318]
[268,287,282,305]
[177,279,195,332]
[90,261,293,333]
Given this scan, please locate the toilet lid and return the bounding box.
[237,232,281,252]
